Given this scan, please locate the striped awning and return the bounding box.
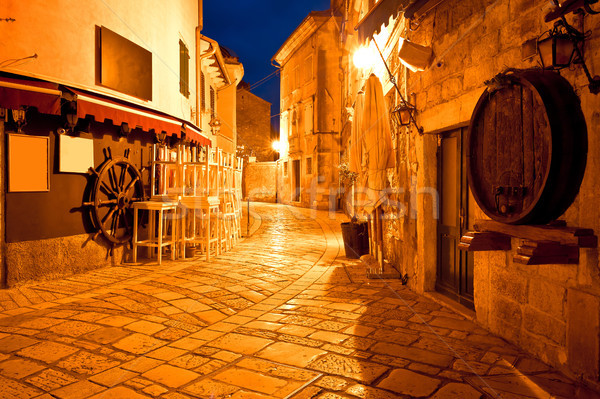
[0,75,61,115]
[66,87,211,146]
[356,0,411,43]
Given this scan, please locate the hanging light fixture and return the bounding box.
[371,39,424,134]
[537,18,600,94]
[390,101,416,127]
[537,21,579,68]
[209,116,221,134]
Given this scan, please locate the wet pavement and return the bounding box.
[0,203,598,399]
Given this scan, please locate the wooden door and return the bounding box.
[292,159,301,202]
[437,128,474,309]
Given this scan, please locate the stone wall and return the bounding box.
[236,86,274,163]
[1,111,155,287]
[243,161,278,203]
[0,119,5,286]
[276,13,343,210]
[5,234,125,287]
[402,0,600,383]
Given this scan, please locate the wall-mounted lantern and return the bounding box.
[119,122,130,137]
[209,116,221,134]
[537,18,600,94]
[63,100,78,131]
[390,102,416,127]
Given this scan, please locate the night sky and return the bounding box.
[202,0,332,126]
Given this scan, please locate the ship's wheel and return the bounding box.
[84,149,145,245]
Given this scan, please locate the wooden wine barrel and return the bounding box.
[467,70,587,225]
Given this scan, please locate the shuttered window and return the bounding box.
[179,40,190,98]
[200,72,206,111]
[304,99,313,135]
[210,86,216,118]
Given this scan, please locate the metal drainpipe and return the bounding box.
[198,0,203,31]
[196,32,217,127]
[337,5,347,211]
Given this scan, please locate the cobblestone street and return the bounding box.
[0,203,597,398]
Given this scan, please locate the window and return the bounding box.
[284,161,288,176]
[291,66,299,91]
[306,157,312,175]
[303,55,313,84]
[201,72,206,111]
[179,40,190,98]
[282,72,288,95]
[210,86,216,118]
[304,99,313,135]
[281,111,290,138]
[291,107,298,134]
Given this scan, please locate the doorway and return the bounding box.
[292,159,301,202]
[437,127,475,309]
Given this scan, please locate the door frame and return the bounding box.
[436,126,475,309]
[291,158,301,202]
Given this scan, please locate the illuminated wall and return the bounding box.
[2,0,199,122]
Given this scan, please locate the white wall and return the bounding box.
[1,0,198,121]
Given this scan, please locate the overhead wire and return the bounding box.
[248,69,280,91]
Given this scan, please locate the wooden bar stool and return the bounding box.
[178,146,221,260]
[180,196,220,260]
[218,151,236,252]
[132,201,177,265]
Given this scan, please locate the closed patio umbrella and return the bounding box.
[348,88,366,217]
[359,74,395,214]
[349,89,364,174]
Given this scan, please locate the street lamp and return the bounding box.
[537,18,600,94]
[390,102,416,127]
[209,116,221,134]
[272,140,281,152]
[353,46,378,70]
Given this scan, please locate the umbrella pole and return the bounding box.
[368,212,375,257]
[367,205,401,280]
[376,206,384,271]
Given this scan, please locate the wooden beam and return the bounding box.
[545,0,587,22]
[514,241,579,265]
[473,219,597,248]
[458,231,512,251]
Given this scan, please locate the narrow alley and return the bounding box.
[0,203,595,399]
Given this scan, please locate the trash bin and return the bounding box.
[341,222,369,259]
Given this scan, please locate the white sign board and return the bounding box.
[59,135,94,173]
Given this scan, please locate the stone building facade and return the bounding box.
[273,9,344,210]
[243,162,278,203]
[236,83,274,163]
[215,49,244,155]
[321,0,600,386]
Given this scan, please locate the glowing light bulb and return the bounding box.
[353,46,377,70]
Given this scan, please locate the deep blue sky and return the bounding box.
[202,0,331,123]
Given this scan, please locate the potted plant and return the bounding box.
[338,158,369,259]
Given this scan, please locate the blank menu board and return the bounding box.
[8,133,49,192]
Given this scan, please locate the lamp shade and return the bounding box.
[398,40,433,72]
[391,103,414,126]
[538,33,575,68]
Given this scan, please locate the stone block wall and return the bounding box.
[5,235,125,287]
[0,113,154,287]
[243,161,278,203]
[236,86,274,163]
[402,0,600,383]
[0,119,5,286]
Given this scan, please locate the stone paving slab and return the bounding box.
[0,203,598,398]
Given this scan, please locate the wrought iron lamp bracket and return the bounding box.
[372,40,424,134]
